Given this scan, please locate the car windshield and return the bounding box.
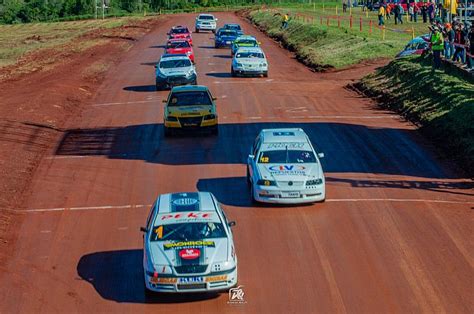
[150,222,226,241]
[225,25,241,30]
[199,15,214,20]
[236,52,264,59]
[160,59,192,69]
[258,150,317,163]
[167,41,190,48]
[171,28,188,34]
[219,30,237,36]
[169,91,212,106]
[237,39,257,45]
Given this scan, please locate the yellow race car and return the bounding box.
[163,85,218,136]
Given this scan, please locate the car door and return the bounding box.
[248,136,261,182]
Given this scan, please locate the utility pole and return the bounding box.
[102,0,105,19]
[94,0,97,19]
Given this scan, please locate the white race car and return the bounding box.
[247,128,326,204]
[141,192,238,294]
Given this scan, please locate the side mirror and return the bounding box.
[248,154,255,160]
[162,99,167,103]
[140,227,148,233]
[228,221,236,227]
[215,18,218,21]
[318,153,325,159]
[212,97,217,101]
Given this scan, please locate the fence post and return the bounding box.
[327,17,329,26]
[350,15,353,29]
[369,20,372,35]
[360,17,362,31]
[338,16,341,27]
[411,26,415,40]
[320,16,323,25]
[350,6,352,16]
[382,26,386,40]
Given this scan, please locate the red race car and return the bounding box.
[165,39,195,63]
[168,25,193,46]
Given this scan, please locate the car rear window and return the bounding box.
[167,41,190,48]
[199,15,214,20]
[171,28,189,34]
[225,24,242,30]
[160,59,192,69]
[219,30,237,36]
[237,39,257,45]
[150,222,226,242]
[169,91,212,106]
[258,150,316,163]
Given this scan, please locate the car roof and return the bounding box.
[235,47,264,53]
[224,23,241,27]
[153,192,221,224]
[260,128,308,143]
[160,54,190,61]
[198,13,214,17]
[171,85,209,93]
[171,25,188,29]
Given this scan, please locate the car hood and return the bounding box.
[217,35,238,41]
[167,105,213,117]
[149,238,228,268]
[159,67,193,76]
[236,58,266,66]
[257,163,321,182]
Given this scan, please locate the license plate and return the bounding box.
[282,191,300,198]
[183,123,198,127]
[179,277,204,283]
[226,41,231,44]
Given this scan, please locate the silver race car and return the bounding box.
[141,192,237,294]
[247,128,326,204]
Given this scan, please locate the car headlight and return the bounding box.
[166,116,178,121]
[260,63,267,67]
[186,51,192,55]
[236,62,243,67]
[306,178,323,186]
[257,179,277,186]
[211,261,234,273]
[156,70,166,78]
[185,70,195,77]
[203,114,216,120]
[145,265,172,276]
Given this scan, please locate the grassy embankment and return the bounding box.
[247,3,429,69]
[357,56,474,175]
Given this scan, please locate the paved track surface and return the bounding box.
[1,12,473,313]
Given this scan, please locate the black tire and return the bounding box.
[250,185,257,204]
[144,282,154,298]
[195,29,199,33]
[155,84,162,91]
[231,67,236,77]
[192,80,197,85]
[212,29,216,34]
[246,167,251,186]
[263,71,268,78]
[215,44,219,48]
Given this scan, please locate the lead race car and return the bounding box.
[141,192,238,294]
[247,128,326,204]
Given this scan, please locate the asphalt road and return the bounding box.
[1,12,473,313]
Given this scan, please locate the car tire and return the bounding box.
[192,80,197,85]
[250,185,257,204]
[195,29,199,33]
[155,83,162,91]
[246,167,251,186]
[212,29,216,34]
[164,126,171,137]
[263,71,268,78]
[231,67,236,77]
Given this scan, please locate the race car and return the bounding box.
[162,85,218,136]
[231,47,268,77]
[396,35,430,58]
[168,25,193,45]
[223,23,244,35]
[214,28,239,48]
[165,39,195,63]
[247,128,326,204]
[231,35,260,55]
[141,192,238,294]
[155,54,197,90]
[195,14,218,33]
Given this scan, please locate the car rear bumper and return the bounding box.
[156,74,196,88]
[145,268,237,293]
[253,185,325,204]
[233,69,268,76]
[164,118,217,129]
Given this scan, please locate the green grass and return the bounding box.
[0,16,154,68]
[248,2,433,69]
[357,55,474,175]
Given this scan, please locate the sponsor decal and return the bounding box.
[150,277,177,284]
[159,212,212,221]
[172,197,198,206]
[267,143,305,149]
[228,285,247,305]
[268,165,306,172]
[164,240,215,250]
[206,275,228,282]
[179,248,201,260]
[179,277,204,283]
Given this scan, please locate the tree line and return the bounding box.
[0,0,302,24]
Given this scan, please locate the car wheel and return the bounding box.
[246,167,251,186]
[155,83,162,91]
[212,29,216,34]
[250,185,257,204]
[144,282,154,298]
[195,29,199,33]
[164,126,171,137]
[231,67,236,77]
[263,71,268,78]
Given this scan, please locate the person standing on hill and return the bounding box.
[468,24,474,70]
[281,13,289,29]
[444,23,455,59]
[430,26,444,70]
[421,4,428,23]
[386,5,392,20]
[378,5,386,26]
[394,4,401,25]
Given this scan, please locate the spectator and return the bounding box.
[281,13,289,29]
[343,2,347,13]
[468,24,474,70]
[453,24,467,63]
[394,4,403,25]
[409,4,415,22]
[444,23,455,59]
[386,5,392,20]
[428,3,434,23]
[430,26,444,70]
[421,4,428,23]
[378,5,386,26]
[413,4,419,22]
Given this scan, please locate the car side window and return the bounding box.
[252,137,260,157]
[146,202,157,231]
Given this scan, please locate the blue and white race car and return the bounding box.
[141,192,238,294]
[214,28,239,48]
[247,128,326,204]
[231,47,268,77]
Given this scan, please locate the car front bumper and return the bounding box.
[196,24,216,31]
[252,184,325,204]
[145,267,237,293]
[156,74,196,88]
[215,40,234,47]
[164,117,217,129]
[233,67,268,76]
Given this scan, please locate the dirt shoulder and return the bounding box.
[0,16,164,265]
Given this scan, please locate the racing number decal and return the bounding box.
[260,156,269,163]
[155,225,163,239]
